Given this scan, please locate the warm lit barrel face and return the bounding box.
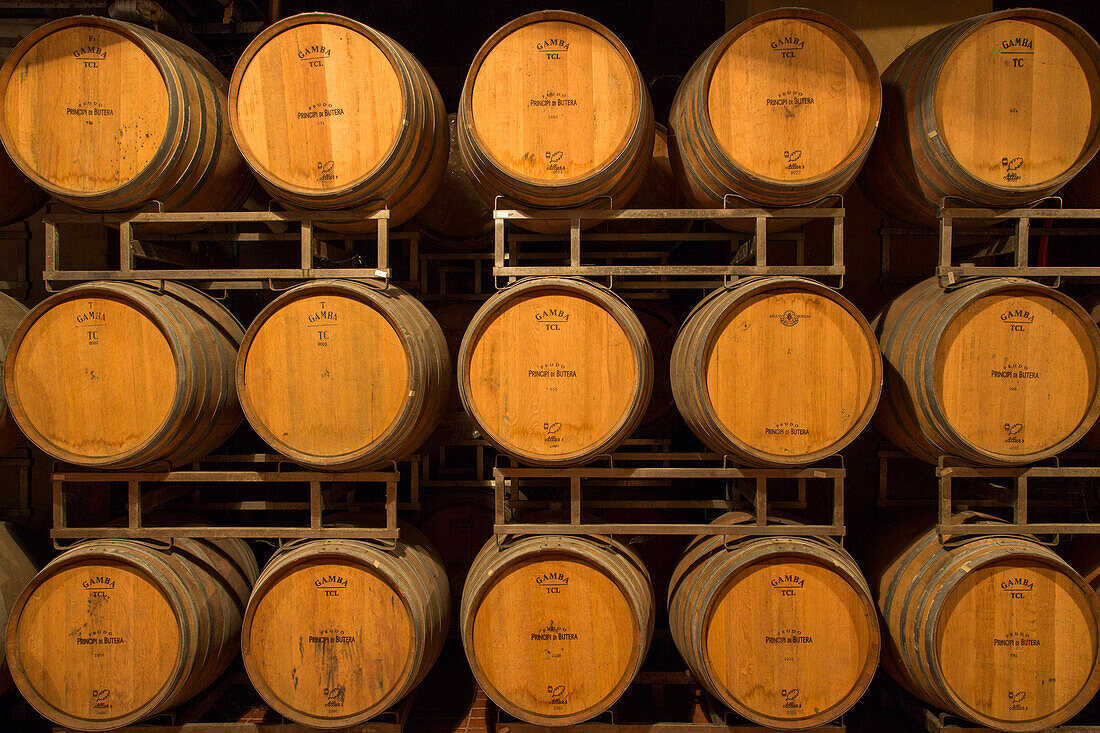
[934,559,1100,727]
[701,288,879,460]
[9,559,181,726]
[707,17,875,182]
[935,19,1100,189]
[245,559,414,722]
[933,291,1098,459]
[232,19,404,193]
[703,557,876,725]
[468,19,638,184]
[240,294,409,463]
[468,554,640,721]
[1,24,170,194]
[463,290,640,462]
[10,296,177,460]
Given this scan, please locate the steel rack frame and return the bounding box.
[491,457,845,538]
[876,449,1100,538]
[41,207,423,290]
[49,454,404,543]
[491,204,845,288]
[880,204,1100,288]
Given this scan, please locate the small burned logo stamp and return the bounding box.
[1001,156,1024,182]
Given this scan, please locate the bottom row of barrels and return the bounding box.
[0,516,1097,732]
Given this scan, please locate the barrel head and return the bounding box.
[9,294,178,463]
[240,292,410,465]
[232,16,405,194]
[8,558,182,728]
[243,558,415,724]
[0,20,171,196]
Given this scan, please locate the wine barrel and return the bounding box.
[669,513,878,729]
[868,512,1100,730]
[1078,290,1100,450]
[416,488,496,632]
[428,299,483,442]
[671,277,881,465]
[415,115,495,245]
[458,277,652,466]
[0,16,251,213]
[461,534,654,726]
[669,9,880,211]
[457,11,654,211]
[7,537,258,730]
[0,522,35,695]
[237,279,449,470]
[633,301,678,433]
[0,144,45,224]
[875,277,1100,465]
[5,281,243,468]
[859,9,1100,225]
[0,293,29,455]
[229,13,447,226]
[241,528,449,728]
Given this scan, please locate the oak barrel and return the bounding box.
[7,537,258,730]
[415,114,494,245]
[0,16,252,213]
[669,9,880,210]
[229,13,448,226]
[416,488,496,632]
[875,277,1100,465]
[0,522,35,695]
[868,512,1100,731]
[633,301,678,433]
[5,281,244,468]
[461,533,654,726]
[237,279,449,470]
[458,277,653,466]
[457,11,654,211]
[859,9,1100,224]
[0,292,29,455]
[241,527,449,728]
[669,513,878,729]
[671,277,881,465]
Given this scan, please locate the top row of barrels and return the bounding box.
[0,7,1098,228]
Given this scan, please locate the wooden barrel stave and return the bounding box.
[668,513,879,729]
[241,527,449,728]
[859,9,1100,224]
[875,277,1100,465]
[669,8,880,214]
[237,279,449,469]
[4,281,243,468]
[460,533,654,726]
[0,293,29,455]
[671,277,881,465]
[869,513,1100,730]
[458,277,652,466]
[0,16,252,213]
[0,523,35,695]
[7,537,256,730]
[229,13,447,227]
[457,11,654,214]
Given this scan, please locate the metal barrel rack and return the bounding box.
[41,205,424,291]
[879,203,1100,287]
[491,202,845,288]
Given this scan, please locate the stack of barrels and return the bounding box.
[0,5,1098,733]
